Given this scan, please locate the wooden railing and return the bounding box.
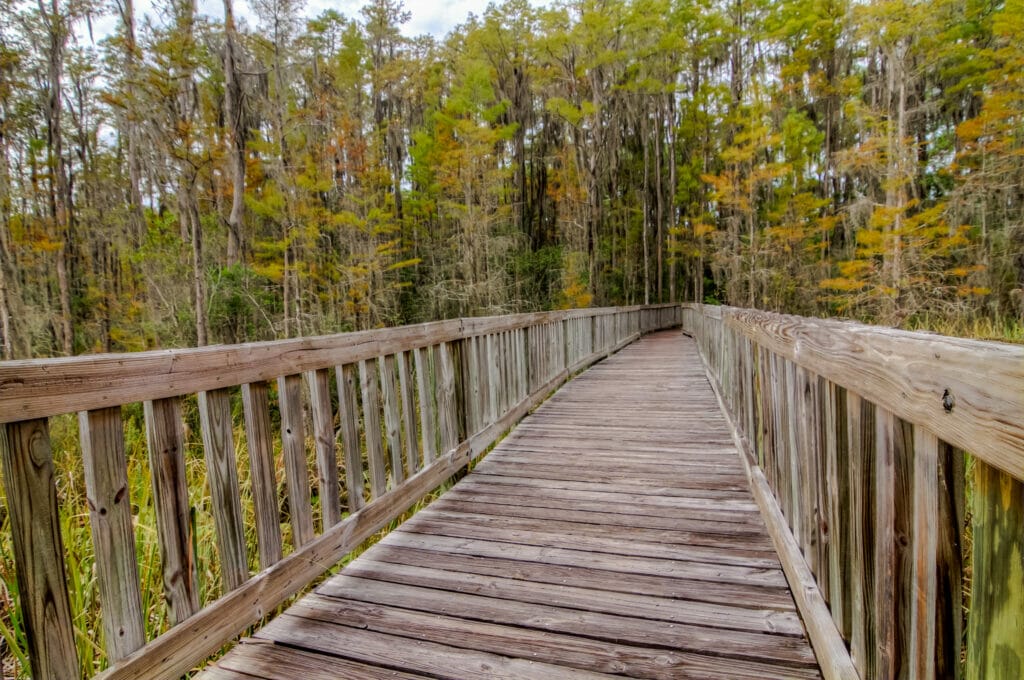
[0,304,680,679]
[682,304,1024,680]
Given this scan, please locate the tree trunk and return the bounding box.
[222,0,245,265]
[668,92,677,304]
[40,0,74,355]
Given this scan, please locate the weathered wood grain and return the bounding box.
[335,363,365,511]
[358,359,387,499]
[143,397,199,624]
[379,354,404,486]
[396,351,420,476]
[909,429,938,680]
[436,341,458,453]
[0,420,79,679]
[874,408,897,680]
[198,388,248,591]
[306,368,340,527]
[208,641,430,680]
[966,461,1024,679]
[935,442,964,679]
[79,407,146,661]
[241,382,284,569]
[413,346,437,464]
[278,374,314,547]
[257,614,612,680]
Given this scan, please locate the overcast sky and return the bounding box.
[88,0,522,43]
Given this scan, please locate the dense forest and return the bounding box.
[0,0,1021,358]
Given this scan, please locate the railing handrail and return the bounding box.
[683,303,1024,680]
[681,303,1024,481]
[0,305,678,425]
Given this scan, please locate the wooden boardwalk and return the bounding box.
[200,331,821,680]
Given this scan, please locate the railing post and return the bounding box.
[0,419,79,679]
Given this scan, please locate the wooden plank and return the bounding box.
[846,391,875,678]
[413,347,437,464]
[306,368,341,527]
[716,305,1024,482]
[379,354,404,486]
[397,351,420,475]
[278,374,314,547]
[935,442,964,679]
[368,542,796,610]
[256,614,612,680]
[212,642,429,680]
[335,363,365,511]
[823,381,849,637]
[401,510,780,568]
[430,495,772,543]
[436,341,458,453]
[382,531,786,589]
[465,335,481,432]
[144,397,199,624]
[358,359,387,499]
[966,460,1024,679]
[874,408,897,679]
[0,420,79,679]
[323,562,804,638]
[241,382,284,569]
[79,407,146,661]
[909,429,938,680]
[291,593,819,678]
[487,333,499,424]
[198,388,248,591]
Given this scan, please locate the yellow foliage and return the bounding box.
[558,281,593,310]
[820,277,867,291]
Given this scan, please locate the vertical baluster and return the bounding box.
[874,408,898,680]
[379,354,404,486]
[1,419,78,679]
[397,351,420,476]
[198,388,248,590]
[847,392,877,677]
[278,375,314,547]
[466,336,481,433]
[358,360,387,498]
[144,397,199,624]
[241,382,283,568]
[79,406,145,660]
[822,380,849,637]
[413,347,437,464]
[966,460,1024,679]
[437,341,459,453]
[487,333,499,424]
[306,368,341,528]
[336,364,365,511]
[909,429,938,679]
[935,442,964,678]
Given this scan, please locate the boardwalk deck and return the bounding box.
[199,331,821,680]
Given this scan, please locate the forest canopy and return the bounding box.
[0,0,1021,358]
